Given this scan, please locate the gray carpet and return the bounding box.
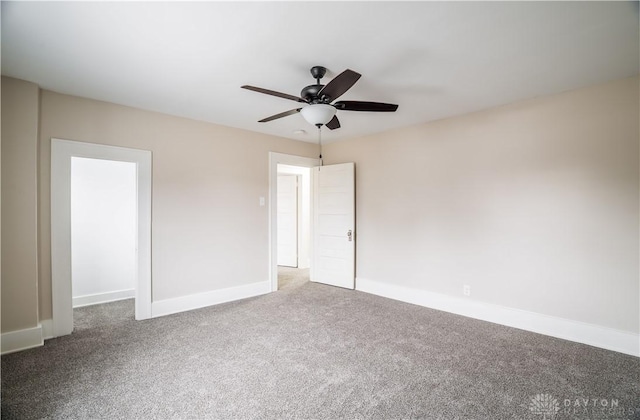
[278,266,309,290]
[2,269,639,419]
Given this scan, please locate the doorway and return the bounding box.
[71,157,137,308]
[269,152,319,291]
[51,139,152,338]
[277,165,311,290]
[269,152,356,291]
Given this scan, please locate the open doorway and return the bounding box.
[269,152,320,291]
[269,152,356,291]
[51,139,152,338]
[277,165,311,290]
[71,157,137,328]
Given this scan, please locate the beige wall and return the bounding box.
[3,74,637,336]
[1,77,40,333]
[36,90,318,320]
[325,76,639,334]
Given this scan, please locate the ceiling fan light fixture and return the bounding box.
[300,104,336,126]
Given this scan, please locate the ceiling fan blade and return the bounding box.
[333,101,398,112]
[325,115,341,130]
[318,69,361,102]
[242,85,307,103]
[258,108,301,123]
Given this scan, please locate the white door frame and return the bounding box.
[269,152,319,291]
[51,138,152,337]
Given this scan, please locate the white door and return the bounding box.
[277,174,298,267]
[312,162,355,289]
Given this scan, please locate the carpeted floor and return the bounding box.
[278,266,309,290]
[2,268,639,419]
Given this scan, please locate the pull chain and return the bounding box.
[317,124,323,166]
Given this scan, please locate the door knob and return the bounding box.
[347,230,353,242]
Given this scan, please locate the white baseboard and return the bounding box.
[356,277,639,357]
[73,289,135,308]
[1,325,44,355]
[151,281,271,318]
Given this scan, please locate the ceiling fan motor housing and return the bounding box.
[301,84,326,103]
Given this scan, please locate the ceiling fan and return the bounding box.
[241,66,398,130]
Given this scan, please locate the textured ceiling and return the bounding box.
[2,1,638,143]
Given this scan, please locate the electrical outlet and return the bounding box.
[463,285,471,296]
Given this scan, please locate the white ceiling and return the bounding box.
[2,1,638,144]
